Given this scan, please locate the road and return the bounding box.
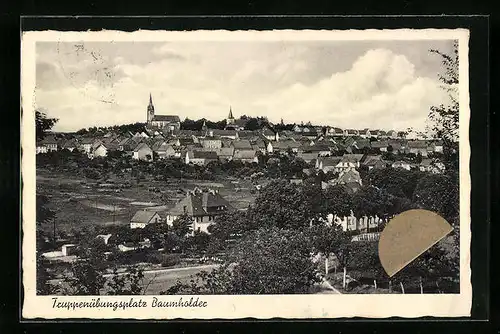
[49,264,219,295]
[318,279,342,294]
[139,264,219,294]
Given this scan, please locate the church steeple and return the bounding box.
[226,106,235,125]
[147,93,155,123]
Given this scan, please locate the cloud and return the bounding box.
[254,48,448,132]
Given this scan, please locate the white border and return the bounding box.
[21,28,471,319]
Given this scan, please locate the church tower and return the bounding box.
[226,106,235,125]
[147,93,155,124]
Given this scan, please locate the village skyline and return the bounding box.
[35,39,455,133]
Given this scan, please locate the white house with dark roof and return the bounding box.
[93,143,108,158]
[261,127,278,141]
[185,150,218,165]
[132,142,153,161]
[130,210,162,229]
[166,188,234,234]
[233,149,259,163]
[344,129,359,137]
[42,136,58,152]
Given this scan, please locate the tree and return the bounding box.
[428,42,459,171]
[35,109,58,140]
[36,255,57,295]
[106,266,145,295]
[231,228,319,294]
[307,224,351,274]
[65,238,107,295]
[168,227,320,295]
[247,180,323,230]
[323,185,353,217]
[413,173,459,226]
[244,118,260,131]
[171,214,193,238]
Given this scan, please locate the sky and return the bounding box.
[34,38,456,133]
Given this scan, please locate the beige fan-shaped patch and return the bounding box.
[379,209,453,277]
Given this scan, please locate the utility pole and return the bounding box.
[53,217,56,249]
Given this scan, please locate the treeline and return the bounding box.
[75,122,147,136]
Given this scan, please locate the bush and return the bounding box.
[161,254,181,268]
[145,251,164,264]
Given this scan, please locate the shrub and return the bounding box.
[145,251,164,264]
[161,254,181,268]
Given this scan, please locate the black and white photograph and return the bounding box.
[22,29,471,319]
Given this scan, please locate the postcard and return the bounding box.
[21,27,471,319]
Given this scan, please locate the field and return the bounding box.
[36,168,258,234]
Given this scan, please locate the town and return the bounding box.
[35,93,457,296]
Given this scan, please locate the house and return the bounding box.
[130,210,162,229]
[132,142,153,161]
[231,140,253,151]
[378,130,387,138]
[315,156,342,173]
[214,147,235,162]
[407,140,429,157]
[208,129,238,140]
[387,130,398,139]
[419,159,446,174]
[200,136,222,150]
[165,188,234,234]
[261,127,277,141]
[296,152,319,164]
[96,234,113,245]
[185,150,218,166]
[293,124,303,133]
[370,140,389,152]
[352,138,371,151]
[334,154,363,172]
[392,160,411,171]
[237,130,259,141]
[428,140,444,153]
[273,140,301,154]
[36,142,48,154]
[80,138,97,154]
[303,144,331,157]
[42,136,58,152]
[233,149,259,163]
[326,127,344,137]
[251,140,267,155]
[344,129,359,137]
[152,141,176,159]
[60,139,77,152]
[387,140,404,153]
[360,128,372,138]
[337,169,362,185]
[361,155,386,170]
[93,143,108,158]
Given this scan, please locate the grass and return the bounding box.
[37,168,257,233]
